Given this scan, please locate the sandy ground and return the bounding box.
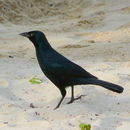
[0,0,130,129]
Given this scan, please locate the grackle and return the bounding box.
[20,31,124,109]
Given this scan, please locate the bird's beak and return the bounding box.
[19,32,30,37]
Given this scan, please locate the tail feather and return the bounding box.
[75,78,124,93]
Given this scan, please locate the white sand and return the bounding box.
[0,0,130,129]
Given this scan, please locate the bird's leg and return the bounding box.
[67,86,83,104]
[68,85,74,104]
[54,88,66,110]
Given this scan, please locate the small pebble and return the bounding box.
[3,122,8,124]
[95,114,99,116]
[8,56,14,58]
[30,103,36,108]
[35,112,40,115]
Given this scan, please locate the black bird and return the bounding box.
[20,31,124,109]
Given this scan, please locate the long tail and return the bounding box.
[75,78,124,93]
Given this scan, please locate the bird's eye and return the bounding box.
[30,33,34,37]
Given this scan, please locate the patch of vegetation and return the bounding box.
[29,77,43,84]
[79,123,91,130]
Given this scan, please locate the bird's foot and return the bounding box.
[54,104,60,110]
[54,106,59,110]
[67,95,85,104]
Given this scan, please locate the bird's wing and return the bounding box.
[47,61,97,79]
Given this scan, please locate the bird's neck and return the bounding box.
[37,40,52,51]
[30,36,52,50]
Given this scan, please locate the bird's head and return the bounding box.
[19,31,50,49]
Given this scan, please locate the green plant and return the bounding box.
[79,123,91,130]
[29,77,43,84]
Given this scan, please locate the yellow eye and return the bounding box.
[30,33,33,37]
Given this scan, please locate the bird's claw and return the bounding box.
[54,105,59,110]
[67,95,85,104]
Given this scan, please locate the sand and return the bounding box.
[0,0,130,129]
